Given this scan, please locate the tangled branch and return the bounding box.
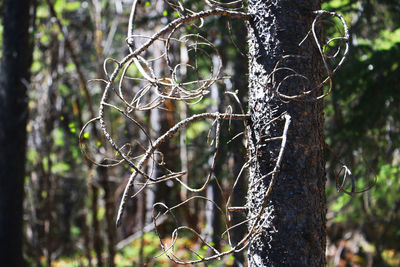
[80,1,355,264]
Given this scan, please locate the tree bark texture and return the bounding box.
[246,1,326,266]
[0,0,32,266]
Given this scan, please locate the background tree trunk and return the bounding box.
[0,0,32,265]
[246,1,326,266]
[229,20,248,267]
[205,57,223,253]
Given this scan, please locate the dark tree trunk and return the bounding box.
[246,1,326,266]
[98,165,116,267]
[0,0,32,266]
[90,183,103,266]
[229,21,248,267]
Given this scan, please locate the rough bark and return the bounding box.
[0,0,32,265]
[246,1,326,266]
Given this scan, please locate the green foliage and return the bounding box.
[53,128,65,146]
[27,149,39,165]
[324,0,400,264]
[54,0,81,14]
[186,121,209,141]
[52,162,70,175]
[36,5,50,19]
[118,232,169,266]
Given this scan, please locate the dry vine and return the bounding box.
[80,0,355,264]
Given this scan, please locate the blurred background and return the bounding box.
[1,0,399,266]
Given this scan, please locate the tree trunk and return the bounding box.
[229,21,248,267]
[91,183,103,266]
[246,1,326,266]
[205,54,223,254]
[98,164,116,267]
[0,0,32,266]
